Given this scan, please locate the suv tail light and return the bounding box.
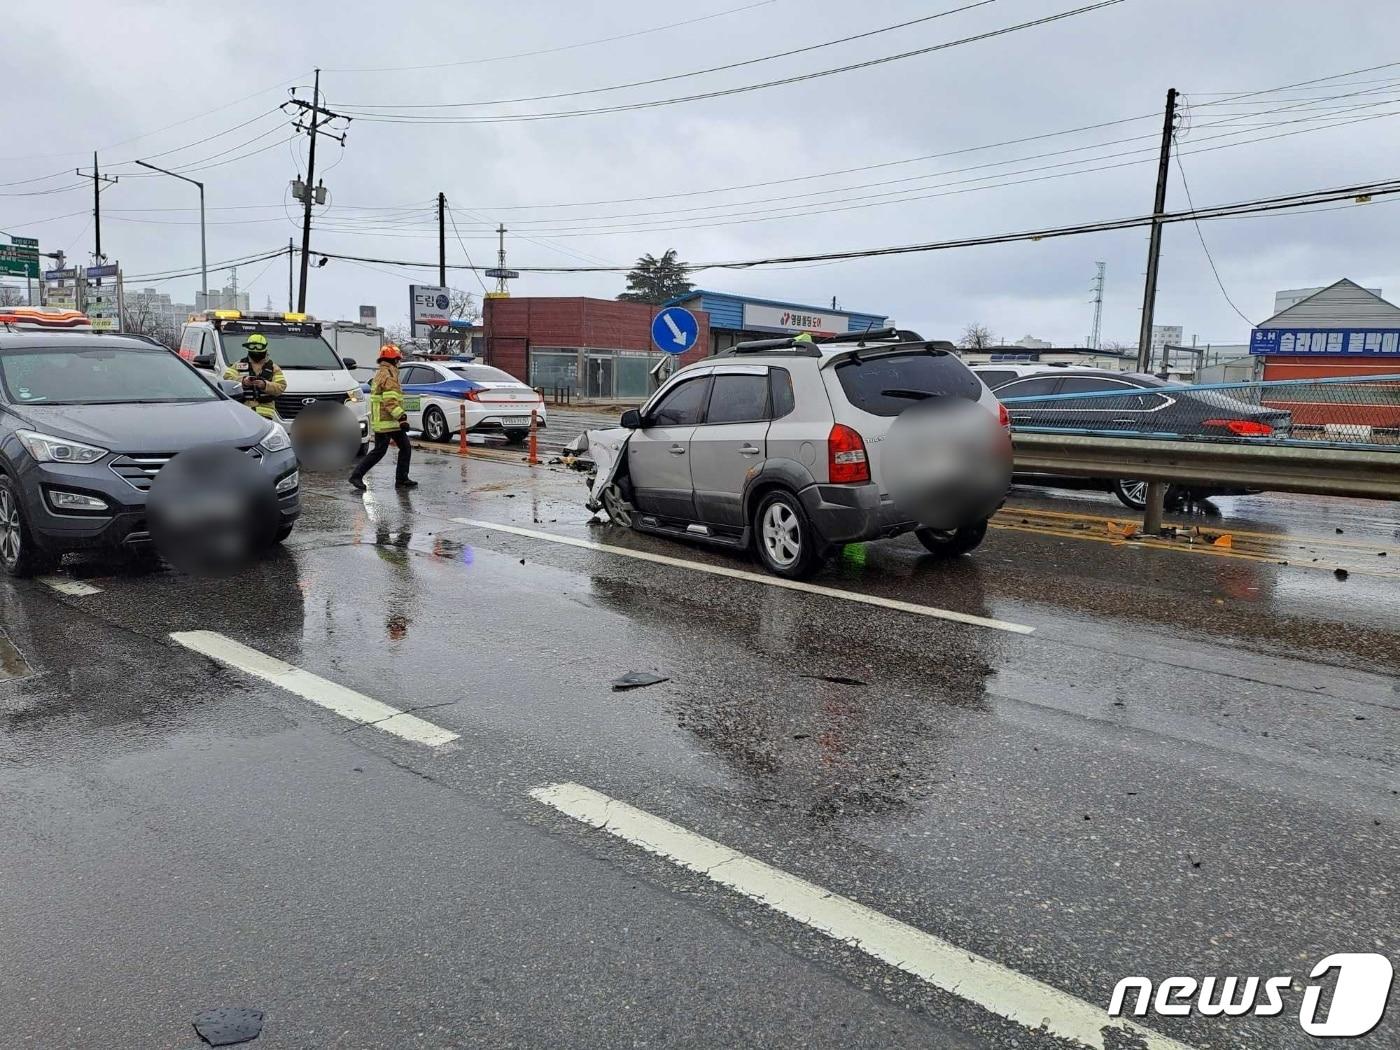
[997,402,1010,430]
[1204,418,1273,437]
[827,423,870,484]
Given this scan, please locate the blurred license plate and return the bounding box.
[503,416,531,426]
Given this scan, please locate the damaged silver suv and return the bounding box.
[583,329,1012,578]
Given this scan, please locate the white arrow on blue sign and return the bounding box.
[651,306,699,355]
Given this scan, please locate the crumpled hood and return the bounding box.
[12,400,269,454]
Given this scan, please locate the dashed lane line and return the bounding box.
[37,576,101,596]
[532,782,1194,1050]
[451,518,1035,635]
[169,630,459,748]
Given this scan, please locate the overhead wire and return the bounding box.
[1172,139,1254,328]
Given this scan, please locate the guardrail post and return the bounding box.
[1142,481,1166,534]
[458,403,468,457]
[528,409,540,466]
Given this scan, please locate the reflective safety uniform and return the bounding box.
[368,366,408,433]
[223,357,287,420]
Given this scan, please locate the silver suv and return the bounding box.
[585,329,1011,578]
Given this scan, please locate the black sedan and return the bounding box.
[976,369,1291,510]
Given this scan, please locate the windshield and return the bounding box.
[0,346,220,406]
[219,326,342,370]
[447,364,522,384]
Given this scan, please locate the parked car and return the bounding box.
[179,310,370,455]
[584,329,1011,578]
[0,330,300,576]
[972,365,1290,509]
[392,360,546,444]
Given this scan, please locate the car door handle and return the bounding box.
[737,444,762,455]
[669,445,687,455]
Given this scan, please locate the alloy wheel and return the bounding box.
[761,501,801,567]
[600,483,633,528]
[0,488,21,568]
[1120,480,1148,505]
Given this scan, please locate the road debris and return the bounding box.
[611,671,670,691]
[192,1008,264,1046]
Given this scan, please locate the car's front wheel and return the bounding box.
[0,475,59,578]
[423,406,451,443]
[915,519,988,558]
[598,481,635,528]
[753,489,820,579]
[1113,479,1149,510]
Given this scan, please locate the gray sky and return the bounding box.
[7,0,1399,348]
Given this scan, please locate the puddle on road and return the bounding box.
[0,632,34,680]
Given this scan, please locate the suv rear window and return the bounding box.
[834,350,981,417]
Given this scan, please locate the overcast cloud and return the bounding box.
[7,0,1399,349]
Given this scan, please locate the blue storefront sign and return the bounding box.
[1250,328,1400,356]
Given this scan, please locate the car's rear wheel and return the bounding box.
[1113,479,1149,510]
[505,430,528,445]
[915,519,988,558]
[423,406,451,443]
[0,476,59,578]
[753,489,820,579]
[599,482,635,528]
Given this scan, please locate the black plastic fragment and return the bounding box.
[798,674,868,687]
[612,671,669,691]
[193,1008,264,1046]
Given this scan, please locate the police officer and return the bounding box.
[349,344,417,491]
[223,333,286,420]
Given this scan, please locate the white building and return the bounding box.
[196,285,249,313]
[1012,334,1051,349]
[1149,324,1183,359]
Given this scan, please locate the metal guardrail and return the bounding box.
[999,374,1400,527]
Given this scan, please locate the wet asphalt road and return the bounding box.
[1,443,1397,1050]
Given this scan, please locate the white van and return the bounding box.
[178,310,370,453]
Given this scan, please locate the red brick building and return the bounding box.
[482,297,711,399]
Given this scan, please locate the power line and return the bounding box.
[343,0,1002,109]
[445,206,489,294]
[324,0,778,73]
[1172,141,1254,328]
[342,1,1128,124]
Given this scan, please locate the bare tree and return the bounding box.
[959,323,997,350]
[121,295,178,349]
[449,289,480,323]
[384,321,412,346]
[0,286,25,308]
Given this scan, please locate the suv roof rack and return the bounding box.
[719,327,925,357]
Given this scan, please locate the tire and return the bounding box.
[271,523,296,545]
[0,475,59,578]
[599,482,635,528]
[505,430,528,445]
[1113,479,1149,510]
[753,489,820,579]
[915,519,988,558]
[423,406,451,443]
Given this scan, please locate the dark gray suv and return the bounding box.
[0,331,300,576]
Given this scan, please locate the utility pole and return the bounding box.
[1089,261,1106,351]
[438,192,447,287]
[285,69,349,312]
[1136,88,1177,372]
[287,239,294,311]
[75,152,118,264]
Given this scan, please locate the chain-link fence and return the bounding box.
[997,373,1400,447]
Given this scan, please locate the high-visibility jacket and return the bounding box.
[223,357,287,419]
[369,365,408,433]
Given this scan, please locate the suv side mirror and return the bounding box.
[620,409,642,429]
[193,353,214,369]
[341,357,357,369]
[218,379,243,398]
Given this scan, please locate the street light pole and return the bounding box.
[135,159,206,300]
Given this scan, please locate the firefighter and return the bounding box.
[223,333,286,420]
[349,344,417,491]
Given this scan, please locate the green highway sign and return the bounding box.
[0,237,40,279]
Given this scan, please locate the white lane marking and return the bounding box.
[37,576,102,596]
[453,518,1034,635]
[170,630,459,748]
[532,782,1193,1050]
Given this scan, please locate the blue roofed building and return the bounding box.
[665,289,890,356]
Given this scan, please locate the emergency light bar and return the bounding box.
[0,307,93,330]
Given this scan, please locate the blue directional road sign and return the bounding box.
[651,306,699,355]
